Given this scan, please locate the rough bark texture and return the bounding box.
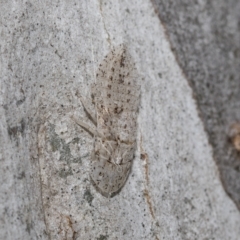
[151,0,240,210]
[1,0,240,240]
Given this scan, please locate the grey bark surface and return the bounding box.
[1,1,240,240]
[152,0,240,209]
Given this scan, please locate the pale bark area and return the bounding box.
[0,1,240,240]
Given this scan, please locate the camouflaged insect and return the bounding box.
[73,44,140,197]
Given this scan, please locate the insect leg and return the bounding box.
[71,115,97,136]
[76,92,97,125]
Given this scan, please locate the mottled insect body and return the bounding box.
[73,44,140,197]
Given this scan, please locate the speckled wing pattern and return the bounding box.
[92,44,140,142]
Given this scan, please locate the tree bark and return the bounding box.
[1,0,240,239]
[152,0,240,211]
